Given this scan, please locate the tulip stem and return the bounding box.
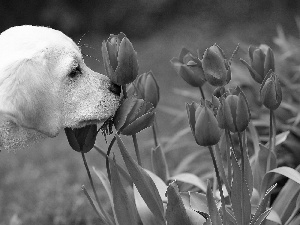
[132,134,142,166]
[106,136,117,181]
[267,110,276,171]
[208,145,227,224]
[81,152,113,225]
[199,86,205,100]
[237,131,246,225]
[152,118,159,147]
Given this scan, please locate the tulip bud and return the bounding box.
[113,96,155,135]
[102,33,139,85]
[217,86,250,132]
[240,45,275,84]
[170,48,206,87]
[202,44,231,87]
[128,71,160,108]
[65,125,97,153]
[187,101,221,146]
[260,71,282,110]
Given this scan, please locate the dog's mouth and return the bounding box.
[78,119,102,127]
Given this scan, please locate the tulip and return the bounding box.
[128,71,160,108]
[114,96,155,135]
[260,71,282,110]
[65,125,97,153]
[202,44,231,87]
[170,48,206,87]
[102,33,139,86]
[217,86,250,133]
[187,101,221,146]
[240,45,275,84]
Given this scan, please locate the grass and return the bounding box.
[0,16,291,224]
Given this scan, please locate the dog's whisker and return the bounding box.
[81,44,97,51]
[77,32,89,47]
[82,53,101,63]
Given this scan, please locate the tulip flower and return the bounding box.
[217,86,250,133]
[187,101,221,146]
[65,125,97,153]
[240,45,275,84]
[260,71,282,110]
[128,71,160,108]
[102,33,139,86]
[114,96,155,135]
[202,44,231,87]
[170,48,206,87]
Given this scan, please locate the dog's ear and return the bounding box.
[0,54,62,137]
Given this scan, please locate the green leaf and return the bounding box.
[262,166,300,196]
[231,151,251,225]
[110,157,139,225]
[93,145,132,184]
[93,167,119,225]
[214,144,230,195]
[206,180,222,225]
[253,144,277,195]
[243,136,253,196]
[265,131,290,148]
[169,173,206,192]
[189,192,209,214]
[271,165,300,223]
[166,181,192,225]
[151,145,169,182]
[250,184,277,225]
[116,135,165,224]
[248,122,260,160]
[185,207,207,225]
[288,214,300,225]
[253,208,271,225]
[134,169,167,225]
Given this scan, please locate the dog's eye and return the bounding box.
[69,65,82,78]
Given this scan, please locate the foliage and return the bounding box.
[61,29,300,225]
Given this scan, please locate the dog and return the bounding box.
[0,25,120,151]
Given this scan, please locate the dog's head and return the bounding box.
[0,25,120,146]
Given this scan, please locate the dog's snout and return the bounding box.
[109,82,121,96]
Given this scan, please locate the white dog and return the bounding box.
[0,25,120,151]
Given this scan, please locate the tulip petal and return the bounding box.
[186,102,199,139]
[223,98,236,132]
[106,36,119,71]
[171,58,206,87]
[82,125,97,153]
[264,47,275,75]
[121,111,155,135]
[217,99,226,129]
[252,49,265,79]
[195,106,221,146]
[236,93,250,132]
[240,58,264,84]
[179,48,191,63]
[114,97,138,131]
[202,47,227,86]
[65,127,81,152]
[261,79,278,110]
[101,40,115,79]
[248,46,256,61]
[115,37,139,85]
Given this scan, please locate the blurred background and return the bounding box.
[1,0,300,224]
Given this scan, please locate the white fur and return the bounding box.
[0,25,120,151]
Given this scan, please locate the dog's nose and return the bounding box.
[109,82,121,96]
